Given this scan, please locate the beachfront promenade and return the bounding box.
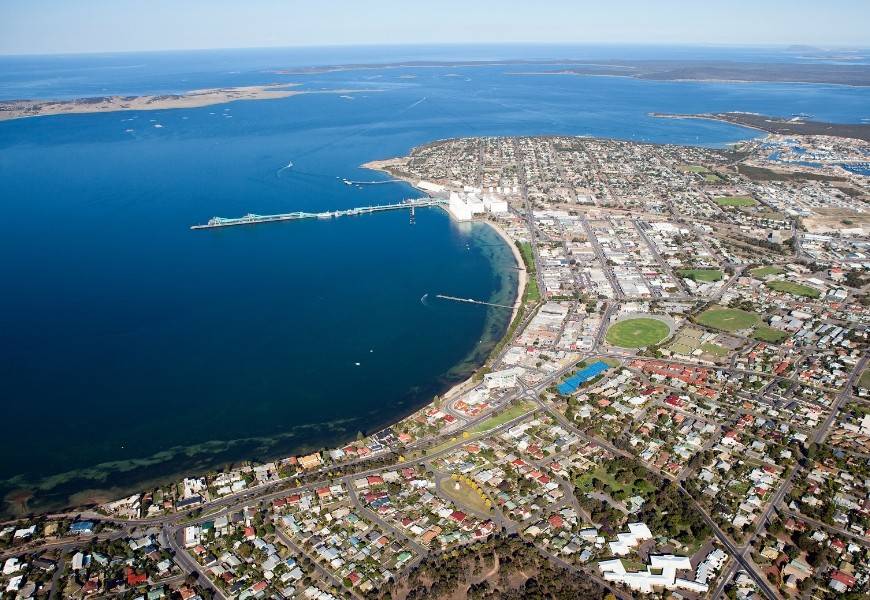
[190,197,445,229]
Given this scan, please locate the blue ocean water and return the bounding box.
[1,45,869,514]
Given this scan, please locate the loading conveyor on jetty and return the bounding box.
[190,198,445,230]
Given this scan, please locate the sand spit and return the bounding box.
[0,84,381,121]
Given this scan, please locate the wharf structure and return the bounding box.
[190,198,444,230]
[418,180,509,221]
[190,178,509,230]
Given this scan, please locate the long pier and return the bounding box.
[341,178,403,186]
[435,294,515,309]
[190,198,445,230]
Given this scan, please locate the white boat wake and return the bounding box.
[276,161,294,176]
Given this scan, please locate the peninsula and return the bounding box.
[652,111,870,142]
[0,84,378,121]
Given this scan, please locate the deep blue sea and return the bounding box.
[1,45,869,515]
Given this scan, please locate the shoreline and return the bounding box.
[484,218,526,327]
[360,156,526,330]
[421,219,525,406]
[650,111,870,143]
[361,157,527,400]
[2,154,526,519]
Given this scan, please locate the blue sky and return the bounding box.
[2,0,868,55]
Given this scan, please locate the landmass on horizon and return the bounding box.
[276,57,870,86]
[652,111,870,142]
[3,56,870,122]
[0,83,382,120]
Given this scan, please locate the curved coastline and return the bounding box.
[2,157,524,518]
[361,155,527,359]
[439,220,525,407]
[353,157,526,415]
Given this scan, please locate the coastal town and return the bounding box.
[2,131,869,600]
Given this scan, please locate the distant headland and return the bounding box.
[0,84,380,121]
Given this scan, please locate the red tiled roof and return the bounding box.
[126,568,147,586]
[830,571,855,587]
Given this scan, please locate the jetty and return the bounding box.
[435,294,515,309]
[190,198,445,230]
[341,178,403,186]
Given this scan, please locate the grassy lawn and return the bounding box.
[667,331,698,355]
[678,268,724,282]
[424,436,465,457]
[750,266,785,278]
[605,318,670,348]
[439,477,490,514]
[517,242,536,274]
[517,241,541,303]
[715,196,758,207]
[765,280,821,299]
[752,324,789,344]
[729,479,751,497]
[685,165,709,173]
[700,342,729,357]
[621,559,648,572]
[523,278,541,303]
[858,369,870,390]
[696,306,760,332]
[469,400,535,434]
[575,466,654,498]
[705,174,723,183]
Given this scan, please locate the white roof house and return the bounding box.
[608,522,653,555]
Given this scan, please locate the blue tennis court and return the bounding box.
[557,361,610,394]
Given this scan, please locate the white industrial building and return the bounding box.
[484,195,509,214]
[447,189,509,221]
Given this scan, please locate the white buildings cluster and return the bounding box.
[445,188,508,221]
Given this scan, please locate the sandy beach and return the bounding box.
[438,220,526,404]
[362,157,528,405]
[483,218,526,326]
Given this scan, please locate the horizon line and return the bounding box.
[2,40,869,59]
